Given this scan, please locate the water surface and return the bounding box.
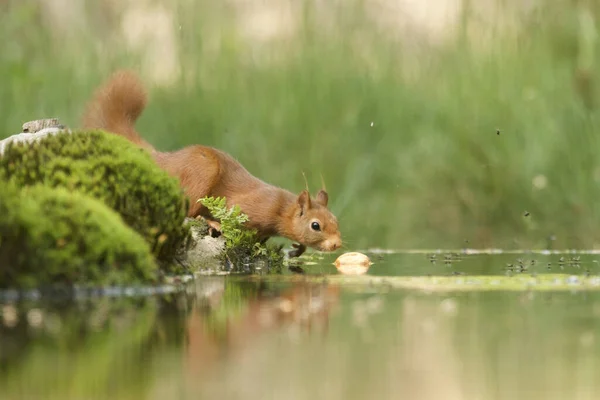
[2,251,600,400]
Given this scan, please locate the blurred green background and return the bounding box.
[2,0,600,250]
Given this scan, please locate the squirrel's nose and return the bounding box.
[331,237,342,250]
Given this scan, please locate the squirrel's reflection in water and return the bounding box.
[182,278,340,378]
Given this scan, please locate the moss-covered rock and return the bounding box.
[177,218,227,272]
[0,184,158,289]
[0,130,190,262]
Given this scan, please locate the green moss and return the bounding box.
[199,196,284,273]
[0,184,157,289]
[0,131,190,262]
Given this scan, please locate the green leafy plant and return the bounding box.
[199,196,283,272]
[199,196,256,248]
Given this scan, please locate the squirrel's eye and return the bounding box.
[311,222,321,231]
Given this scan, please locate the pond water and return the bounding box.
[2,250,600,400]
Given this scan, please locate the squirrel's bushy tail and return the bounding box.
[82,70,154,150]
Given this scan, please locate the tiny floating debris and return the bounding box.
[334,252,373,275]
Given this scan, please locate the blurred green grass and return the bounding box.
[2,0,600,250]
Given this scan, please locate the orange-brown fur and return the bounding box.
[81,70,342,256]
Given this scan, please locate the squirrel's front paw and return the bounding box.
[288,243,306,258]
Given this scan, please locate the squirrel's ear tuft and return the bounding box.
[315,190,329,207]
[297,190,311,216]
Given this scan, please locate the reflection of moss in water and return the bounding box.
[0,184,157,288]
[201,281,264,339]
[0,131,189,262]
[149,292,194,349]
[0,297,159,399]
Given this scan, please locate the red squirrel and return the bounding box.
[81,70,342,257]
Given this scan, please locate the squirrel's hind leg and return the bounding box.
[206,220,222,238]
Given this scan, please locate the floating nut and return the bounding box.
[334,252,372,267]
[334,252,373,275]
